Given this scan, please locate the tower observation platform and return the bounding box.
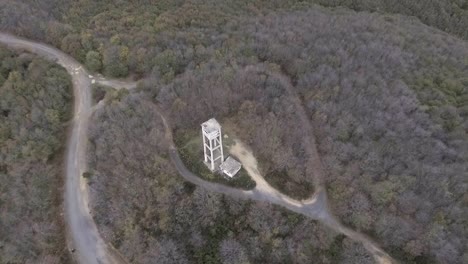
[201,118,224,171]
[201,118,242,177]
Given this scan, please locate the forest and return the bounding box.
[1,0,467,79]
[88,6,468,264]
[88,93,374,263]
[0,0,467,263]
[0,45,72,263]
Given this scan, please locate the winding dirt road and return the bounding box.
[0,33,126,264]
[0,32,394,264]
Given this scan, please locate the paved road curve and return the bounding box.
[0,33,126,264]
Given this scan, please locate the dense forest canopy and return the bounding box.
[1,0,467,78]
[0,45,72,263]
[88,93,375,264]
[86,5,468,264]
[152,9,468,262]
[0,0,467,263]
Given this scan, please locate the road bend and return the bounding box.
[0,33,126,264]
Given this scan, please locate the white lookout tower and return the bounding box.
[201,118,224,171]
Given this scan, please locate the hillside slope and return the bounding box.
[1,0,467,78]
[0,45,72,263]
[154,8,468,263]
[0,1,466,263]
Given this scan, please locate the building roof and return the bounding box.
[220,156,242,178]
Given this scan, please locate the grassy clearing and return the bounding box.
[175,129,256,190]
